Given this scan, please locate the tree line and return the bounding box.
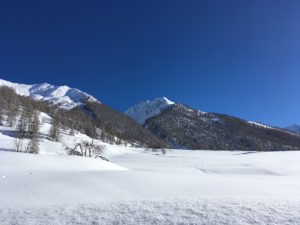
[0,86,42,153]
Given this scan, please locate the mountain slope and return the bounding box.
[145,104,300,150]
[125,98,300,151]
[286,124,300,134]
[85,101,169,148]
[0,79,169,148]
[125,97,174,124]
[0,78,98,110]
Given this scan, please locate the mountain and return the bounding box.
[0,79,98,110]
[126,99,300,151]
[125,97,175,124]
[285,124,300,134]
[84,101,169,148]
[0,78,168,148]
[2,78,299,151]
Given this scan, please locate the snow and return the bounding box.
[0,111,128,156]
[0,151,126,173]
[1,112,300,224]
[247,121,274,129]
[125,97,175,124]
[0,78,98,110]
[1,198,300,225]
[1,148,300,224]
[162,96,174,105]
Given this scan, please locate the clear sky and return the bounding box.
[0,0,299,127]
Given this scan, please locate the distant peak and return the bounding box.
[151,97,175,105]
[125,97,175,124]
[162,97,175,105]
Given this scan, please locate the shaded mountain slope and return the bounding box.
[144,104,300,151]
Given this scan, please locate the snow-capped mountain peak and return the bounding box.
[0,78,99,110]
[125,97,175,125]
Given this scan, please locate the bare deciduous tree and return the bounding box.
[49,114,61,142]
[14,135,24,152]
[26,110,40,154]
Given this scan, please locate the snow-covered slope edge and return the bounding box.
[0,111,127,170]
[0,78,98,110]
[125,97,175,124]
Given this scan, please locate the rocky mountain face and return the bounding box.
[127,99,300,151]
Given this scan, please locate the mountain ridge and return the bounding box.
[2,78,299,151]
[0,78,169,149]
[0,78,98,110]
[125,97,175,124]
[144,103,300,150]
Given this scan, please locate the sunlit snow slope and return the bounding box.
[0,78,98,110]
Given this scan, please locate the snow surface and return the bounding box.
[0,151,126,172]
[1,148,300,224]
[0,78,98,110]
[247,121,274,129]
[1,198,300,225]
[125,97,175,124]
[0,111,133,157]
[1,113,300,224]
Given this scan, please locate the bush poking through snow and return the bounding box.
[66,140,106,159]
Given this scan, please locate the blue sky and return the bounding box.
[0,0,299,127]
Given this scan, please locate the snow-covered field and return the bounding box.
[1,113,300,224]
[1,149,300,224]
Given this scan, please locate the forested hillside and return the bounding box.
[0,86,168,151]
